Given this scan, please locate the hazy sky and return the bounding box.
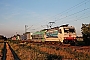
[0,0,90,37]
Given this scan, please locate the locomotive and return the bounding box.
[31,24,77,45]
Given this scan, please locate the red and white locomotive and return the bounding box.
[31,24,77,45]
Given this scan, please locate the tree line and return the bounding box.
[0,35,7,40]
[81,23,90,45]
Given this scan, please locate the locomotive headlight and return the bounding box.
[74,37,76,39]
[64,37,67,39]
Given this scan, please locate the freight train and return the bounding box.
[31,24,77,45]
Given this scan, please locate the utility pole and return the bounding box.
[46,25,49,29]
[25,25,28,33]
[16,32,17,35]
[41,25,49,29]
[25,25,33,33]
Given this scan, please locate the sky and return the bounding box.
[0,0,90,37]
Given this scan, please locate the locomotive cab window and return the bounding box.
[64,28,69,33]
[64,28,75,33]
[69,29,75,33]
[59,29,62,33]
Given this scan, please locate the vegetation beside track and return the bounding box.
[0,42,4,60]
[8,40,90,60]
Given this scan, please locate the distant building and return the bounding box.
[0,35,4,39]
[16,34,20,40]
[20,35,25,40]
[11,32,32,40]
[11,35,16,40]
[11,34,20,40]
[25,32,32,40]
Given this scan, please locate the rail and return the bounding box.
[2,42,20,60]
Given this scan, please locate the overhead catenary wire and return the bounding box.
[30,0,90,32]
[47,0,89,19]
[67,15,90,24]
[43,0,90,27]
[47,0,90,23]
[34,0,89,25]
[62,12,90,24]
[54,0,90,20]
[55,7,90,22]
[54,1,90,24]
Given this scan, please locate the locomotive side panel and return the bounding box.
[58,27,64,42]
[45,29,60,42]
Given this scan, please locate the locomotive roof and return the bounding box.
[63,26,75,29]
[41,29,49,31]
[33,30,46,35]
[60,24,69,27]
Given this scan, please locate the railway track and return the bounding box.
[2,42,20,60]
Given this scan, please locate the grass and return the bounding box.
[0,43,4,55]
[9,40,90,60]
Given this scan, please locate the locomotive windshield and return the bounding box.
[69,29,75,33]
[64,28,75,33]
